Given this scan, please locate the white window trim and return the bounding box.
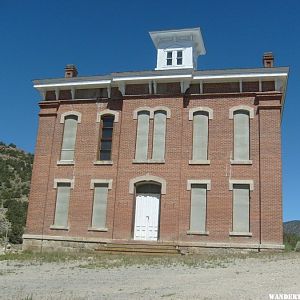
[89,179,112,232]
[90,179,113,190]
[57,160,75,165]
[189,159,211,165]
[187,180,211,191]
[60,111,82,123]
[230,160,252,165]
[133,107,153,119]
[53,178,75,189]
[187,180,210,236]
[96,109,119,123]
[229,105,254,119]
[187,230,209,236]
[153,106,171,118]
[129,174,166,194]
[133,107,171,119]
[229,231,253,237]
[229,179,254,191]
[164,48,184,66]
[189,107,213,120]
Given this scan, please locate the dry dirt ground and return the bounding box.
[0,251,299,300]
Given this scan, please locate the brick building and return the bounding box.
[23,28,289,252]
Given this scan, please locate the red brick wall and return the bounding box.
[26,89,283,246]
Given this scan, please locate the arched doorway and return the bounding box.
[133,183,161,241]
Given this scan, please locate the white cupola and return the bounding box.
[149,27,206,71]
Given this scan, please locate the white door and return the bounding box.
[134,193,160,241]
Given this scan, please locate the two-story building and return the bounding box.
[23,28,288,252]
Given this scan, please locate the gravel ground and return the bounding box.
[0,252,299,300]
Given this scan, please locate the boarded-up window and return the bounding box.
[91,184,109,229]
[152,111,167,160]
[233,110,250,160]
[190,184,207,232]
[135,111,150,160]
[54,182,71,227]
[61,115,78,161]
[233,184,250,232]
[193,111,209,160]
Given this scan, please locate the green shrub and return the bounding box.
[4,200,28,243]
[283,232,300,251]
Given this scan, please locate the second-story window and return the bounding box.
[177,50,183,65]
[233,110,250,161]
[135,111,150,161]
[99,115,114,161]
[61,115,79,161]
[166,51,173,65]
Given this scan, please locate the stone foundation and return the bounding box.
[22,234,284,253]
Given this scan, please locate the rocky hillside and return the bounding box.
[0,141,33,243]
[284,220,300,237]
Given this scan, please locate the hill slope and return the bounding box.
[0,141,33,243]
[283,220,300,237]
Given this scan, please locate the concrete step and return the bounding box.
[95,242,180,255]
[95,247,179,255]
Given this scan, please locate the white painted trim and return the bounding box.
[34,80,111,88]
[60,111,82,123]
[187,230,209,236]
[93,160,113,165]
[133,107,171,119]
[87,227,108,232]
[230,160,253,165]
[113,74,192,82]
[49,225,69,230]
[132,159,165,164]
[229,105,254,119]
[188,160,211,165]
[229,232,253,237]
[133,107,153,119]
[229,179,254,191]
[153,106,171,118]
[53,178,75,189]
[96,109,119,123]
[193,72,288,80]
[90,179,113,190]
[187,180,211,191]
[129,174,166,194]
[189,107,213,120]
[57,160,75,166]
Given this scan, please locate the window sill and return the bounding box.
[187,230,209,236]
[93,160,113,165]
[57,160,75,165]
[88,227,108,232]
[229,232,252,237]
[189,160,210,165]
[230,160,252,165]
[50,225,69,230]
[132,159,165,164]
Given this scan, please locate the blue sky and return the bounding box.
[0,0,299,221]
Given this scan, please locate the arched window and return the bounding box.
[189,107,213,164]
[60,115,79,161]
[152,110,167,160]
[229,105,253,163]
[99,115,114,161]
[233,110,250,161]
[136,183,161,194]
[135,111,150,160]
[193,111,209,161]
[133,107,170,162]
